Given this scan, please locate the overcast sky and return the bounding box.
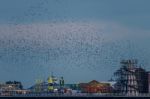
[0,0,150,88]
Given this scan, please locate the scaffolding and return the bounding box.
[114,59,139,96]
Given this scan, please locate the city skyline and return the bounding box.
[0,0,150,88]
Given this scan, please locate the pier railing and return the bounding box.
[1,91,150,97]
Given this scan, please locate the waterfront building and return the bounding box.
[114,59,149,96]
[79,80,113,93]
[148,72,150,93]
[135,67,148,93]
[0,81,29,96]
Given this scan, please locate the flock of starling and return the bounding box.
[0,0,149,79]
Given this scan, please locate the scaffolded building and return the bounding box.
[114,59,148,96]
